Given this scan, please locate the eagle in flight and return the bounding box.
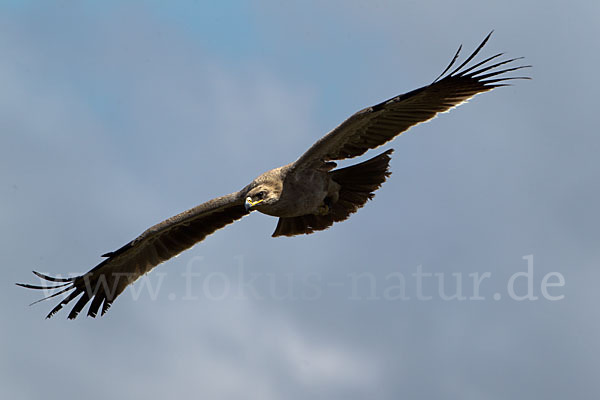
[18,33,529,319]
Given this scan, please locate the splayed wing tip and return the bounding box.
[433,33,530,87]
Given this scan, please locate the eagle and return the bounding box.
[18,33,529,319]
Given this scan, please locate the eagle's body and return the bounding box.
[250,164,321,217]
[251,163,342,218]
[18,33,529,319]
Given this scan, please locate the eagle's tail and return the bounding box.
[272,149,393,237]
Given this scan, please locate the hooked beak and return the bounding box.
[245,196,264,211]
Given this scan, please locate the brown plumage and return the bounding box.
[17,32,529,319]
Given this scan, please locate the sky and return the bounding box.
[2,1,600,399]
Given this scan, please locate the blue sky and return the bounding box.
[3,1,600,399]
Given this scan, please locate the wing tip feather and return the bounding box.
[435,32,530,87]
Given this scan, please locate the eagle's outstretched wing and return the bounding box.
[17,192,248,319]
[293,32,530,170]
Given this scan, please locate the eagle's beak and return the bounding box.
[245,197,263,211]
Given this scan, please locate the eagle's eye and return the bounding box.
[255,190,266,200]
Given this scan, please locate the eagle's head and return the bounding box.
[244,173,284,213]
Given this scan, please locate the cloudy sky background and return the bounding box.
[2,1,599,399]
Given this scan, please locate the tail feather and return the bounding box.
[273,149,393,237]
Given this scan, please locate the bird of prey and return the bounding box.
[18,32,529,319]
